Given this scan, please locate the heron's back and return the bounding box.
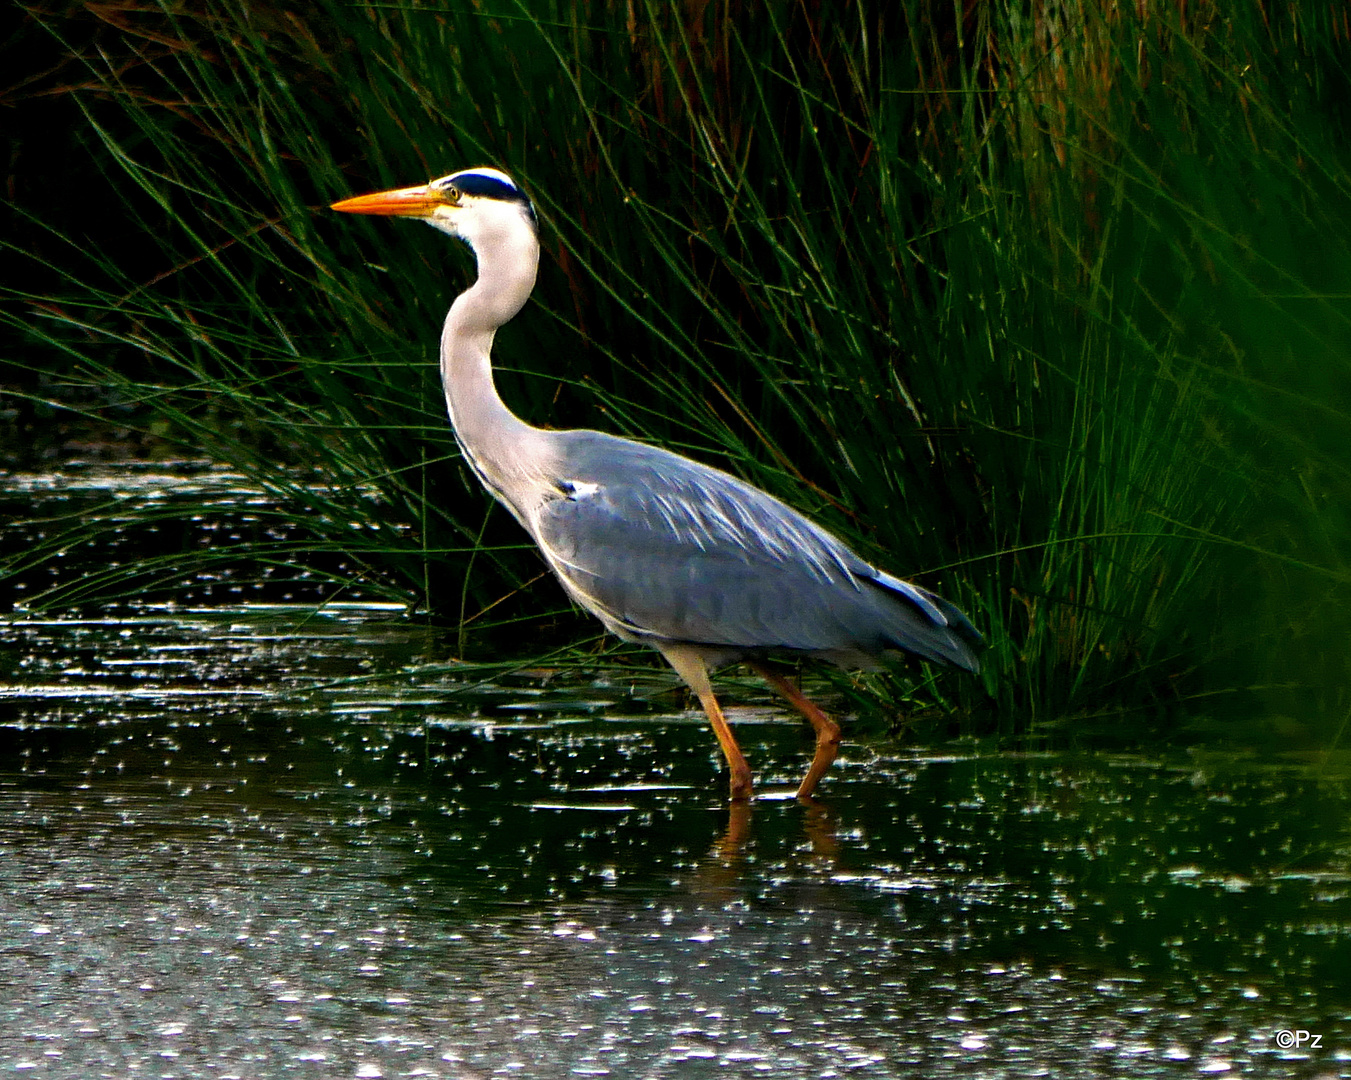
[522,430,981,672]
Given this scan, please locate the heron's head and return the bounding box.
[331,167,536,251]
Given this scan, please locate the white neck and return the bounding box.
[439,222,556,502]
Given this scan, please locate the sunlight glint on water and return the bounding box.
[0,467,1348,1077]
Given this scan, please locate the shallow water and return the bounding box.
[2,468,1350,1077]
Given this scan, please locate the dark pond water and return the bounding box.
[2,467,1350,1078]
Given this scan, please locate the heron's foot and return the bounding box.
[750,662,844,800]
[794,714,841,801]
[728,763,754,802]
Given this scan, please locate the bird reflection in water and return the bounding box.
[687,796,844,906]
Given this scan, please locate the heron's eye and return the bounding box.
[445,184,462,203]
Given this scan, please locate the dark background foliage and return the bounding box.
[4,0,1351,741]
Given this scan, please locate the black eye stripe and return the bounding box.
[429,169,536,227]
[450,172,522,200]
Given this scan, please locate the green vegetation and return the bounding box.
[4,1,1351,739]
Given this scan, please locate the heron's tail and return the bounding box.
[870,571,983,673]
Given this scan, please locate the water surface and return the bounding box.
[2,467,1349,1077]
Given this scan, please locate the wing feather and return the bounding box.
[526,430,979,669]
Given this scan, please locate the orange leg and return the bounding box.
[662,645,753,801]
[751,663,842,800]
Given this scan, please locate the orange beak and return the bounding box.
[330,184,450,217]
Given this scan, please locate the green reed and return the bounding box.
[4,0,1351,738]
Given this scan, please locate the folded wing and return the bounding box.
[528,431,980,671]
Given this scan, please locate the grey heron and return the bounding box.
[332,167,981,801]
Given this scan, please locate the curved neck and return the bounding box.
[440,228,553,496]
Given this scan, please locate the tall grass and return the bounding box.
[4,0,1351,737]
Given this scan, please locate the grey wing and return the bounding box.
[528,432,980,671]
